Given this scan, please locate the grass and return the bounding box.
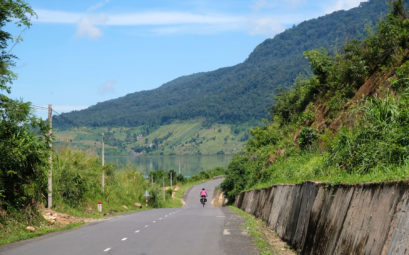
[249,150,409,192]
[0,214,84,246]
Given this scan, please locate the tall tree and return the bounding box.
[0,1,49,210]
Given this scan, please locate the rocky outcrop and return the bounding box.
[234,181,409,255]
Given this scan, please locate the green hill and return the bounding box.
[53,0,391,129]
[55,120,250,156]
[221,0,409,201]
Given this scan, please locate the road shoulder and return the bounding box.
[221,207,259,255]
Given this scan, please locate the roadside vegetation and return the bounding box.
[222,0,409,202]
[2,142,225,245]
[229,206,295,255]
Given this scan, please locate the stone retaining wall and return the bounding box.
[234,181,409,254]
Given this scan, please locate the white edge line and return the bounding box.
[135,230,140,233]
[121,237,127,241]
[104,248,111,252]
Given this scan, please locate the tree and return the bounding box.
[0,0,35,92]
[0,1,48,210]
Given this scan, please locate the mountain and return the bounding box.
[54,0,391,129]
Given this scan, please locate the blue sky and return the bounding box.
[8,0,365,118]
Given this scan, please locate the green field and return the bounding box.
[54,119,252,156]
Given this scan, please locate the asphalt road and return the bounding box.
[0,179,258,255]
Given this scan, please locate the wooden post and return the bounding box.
[48,105,53,209]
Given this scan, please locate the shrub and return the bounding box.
[298,127,318,150]
[57,168,87,207]
[176,173,186,183]
[326,92,409,173]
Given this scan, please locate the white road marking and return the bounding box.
[159,217,163,220]
[104,248,111,252]
[145,225,149,228]
[153,220,156,223]
[135,230,140,233]
[164,215,168,217]
[223,229,231,235]
[241,231,249,236]
[121,237,127,241]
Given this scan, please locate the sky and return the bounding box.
[7,0,366,119]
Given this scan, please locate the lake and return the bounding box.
[105,154,234,176]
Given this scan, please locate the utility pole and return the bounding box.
[170,171,173,189]
[102,133,105,192]
[48,105,53,209]
[162,177,165,201]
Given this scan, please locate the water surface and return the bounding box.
[105,154,233,176]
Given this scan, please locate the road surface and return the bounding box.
[0,179,258,255]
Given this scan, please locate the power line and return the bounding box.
[31,105,82,128]
[31,105,48,110]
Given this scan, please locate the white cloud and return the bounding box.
[252,0,276,10]
[247,17,285,36]
[106,12,238,26]
[35,9,82,23]
[252,0,307,10]
[325,0,367,14]
[98,80,116,95]
[88,0,110,12]
[35,9,238,26]
[35,9,300,37]
[76,17,104,39]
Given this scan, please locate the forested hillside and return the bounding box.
[221,0,409,202]
[54,0,391,128]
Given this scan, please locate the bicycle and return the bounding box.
[200,195,207,207]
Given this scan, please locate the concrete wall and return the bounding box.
[235,181,409,255]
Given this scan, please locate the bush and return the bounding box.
[176,173,186,183]
[298,127,318,150]
[57,168,87,207]
[0,100,49,209]
[166,189,173,200]
[221,155,249,203]
[147,186,162,208]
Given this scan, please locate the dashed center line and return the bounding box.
[121,237,128,241]
[145,225,149,228]
[104,248,111,252]
[135,230,140,233]
[153,220,156,223]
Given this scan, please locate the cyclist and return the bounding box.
[200,188,207,198]
[200,188,207,206]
